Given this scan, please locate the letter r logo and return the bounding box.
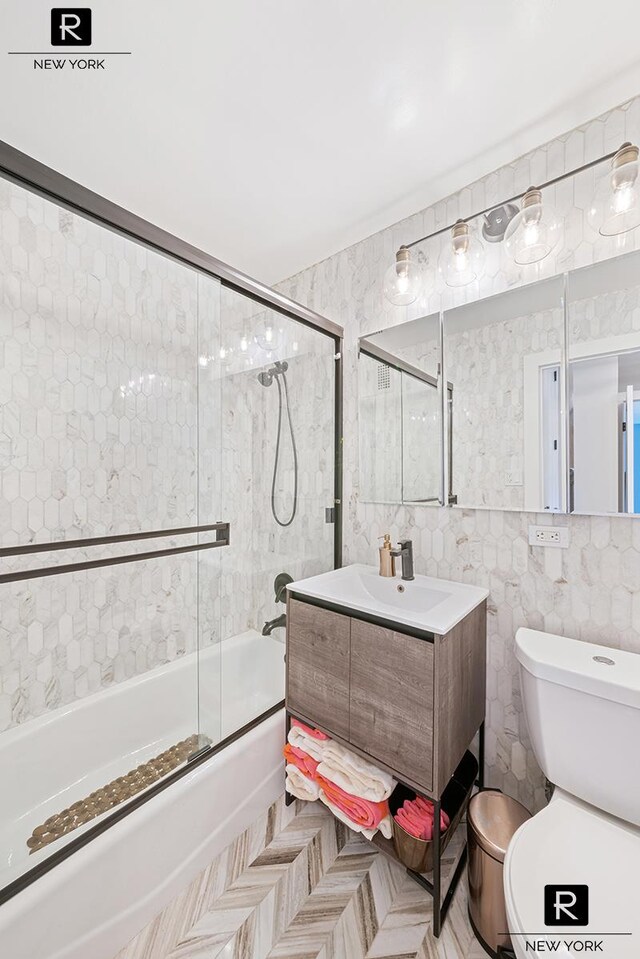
[51,9,92,46]
[544,885,589,926]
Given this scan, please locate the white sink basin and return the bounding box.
[288,564,488,635]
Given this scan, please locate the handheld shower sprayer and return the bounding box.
[258,361,298,527]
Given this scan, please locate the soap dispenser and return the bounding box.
[378,534,396,577]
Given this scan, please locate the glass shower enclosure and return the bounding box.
[0,141,342,899]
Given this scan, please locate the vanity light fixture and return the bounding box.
[385,142,632,304]
[588,142,640,236]
[504,187,563,265]
[383,245,423,306]
[439,219,484,287]
[481,203,519,243]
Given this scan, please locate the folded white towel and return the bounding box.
[287,724,328,762]
[317,741,396,802]
[378,814,393,840]
[285,764,320,802]
[318,791,393,841]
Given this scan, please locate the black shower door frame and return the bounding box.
[0,138,343,904]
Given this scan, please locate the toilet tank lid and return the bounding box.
[515,628,640,709]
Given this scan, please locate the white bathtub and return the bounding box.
[0,632,285,959]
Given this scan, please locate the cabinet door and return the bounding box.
[286,599,351,739]
[350,620,434,791]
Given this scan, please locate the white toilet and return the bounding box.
[504,628,640,959]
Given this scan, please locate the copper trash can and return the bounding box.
[467,790,531,957]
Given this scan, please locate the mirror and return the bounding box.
[444,276,565,512]
[359,313,445,505]
[567,249,640,514]
[358,249,640,517]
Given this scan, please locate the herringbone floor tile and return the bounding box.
[115,796,479,959]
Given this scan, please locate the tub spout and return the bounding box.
[262,612,286,636]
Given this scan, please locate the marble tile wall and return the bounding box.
[215,292,336,642]
[0,179,220,731]
[276,95,640,813]
[446,302,563,509]
[0,182,337,732]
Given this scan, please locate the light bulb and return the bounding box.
[383,246,423,305]
[523,222,540,247]
[219,347,226,359]
[438,220,484,287]
[614,185,633,215]
[588,143,640,236]
[240,337,248,352]
[504,188,562,265]
[255,322,281,352]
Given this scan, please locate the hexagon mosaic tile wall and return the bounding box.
[277,94,640,813]
[0,181,337,735]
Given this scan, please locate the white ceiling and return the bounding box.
[3,1,640,285]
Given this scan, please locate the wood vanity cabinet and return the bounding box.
[286,596,486,798]
[286,598,351,740]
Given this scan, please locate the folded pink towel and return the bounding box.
[316,774,390,831]
[394,796,450,840]
[283,743,319,780]
[291,719,329,741]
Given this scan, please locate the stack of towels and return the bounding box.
[393,795,450,840]
[284,720,395,839]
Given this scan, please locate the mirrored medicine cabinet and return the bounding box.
[358,246,640,517]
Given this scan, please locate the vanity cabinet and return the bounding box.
[286,598,351,739]
[286,595,486,799]
[350,620,434,791]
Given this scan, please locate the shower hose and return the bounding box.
[271,369,298,527]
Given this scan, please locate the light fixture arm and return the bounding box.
[400,144,627,252]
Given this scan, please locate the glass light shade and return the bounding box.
[255,321,282,352]
[588,145,640,236]
[504,189,562,265]
[383,247,423,305]
[438,221,484,287]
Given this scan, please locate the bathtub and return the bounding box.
[0,631,286,959]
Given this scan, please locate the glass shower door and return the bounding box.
[197,287,337,742]
[0,173,224,891]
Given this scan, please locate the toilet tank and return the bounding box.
[515,628,640,827]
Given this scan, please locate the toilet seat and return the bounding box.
[504,789,640,959]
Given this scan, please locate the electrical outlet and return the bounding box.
[528,525,569,548]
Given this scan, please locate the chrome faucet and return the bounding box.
[391,539,415,581]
